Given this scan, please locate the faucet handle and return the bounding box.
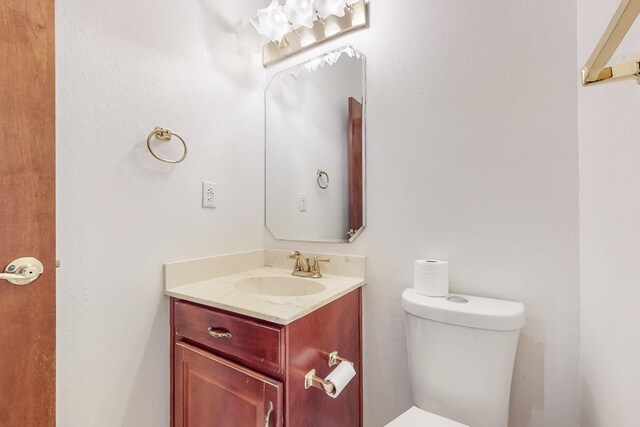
[311,257,330,277]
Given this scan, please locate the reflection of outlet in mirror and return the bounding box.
[298,193,307,212]
[202,181,216,208]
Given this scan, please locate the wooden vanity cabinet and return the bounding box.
[170,288,362,427]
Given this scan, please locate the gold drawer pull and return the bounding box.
[207,327,232,339]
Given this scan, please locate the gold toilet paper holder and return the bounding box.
[304,351,353,394]
[304,369,336,394]
[328,351,352,367]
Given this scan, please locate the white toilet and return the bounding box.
[387,289,526,427]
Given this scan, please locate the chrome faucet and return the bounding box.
[288,251,330,278]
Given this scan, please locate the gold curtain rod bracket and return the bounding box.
[582,0,640,86]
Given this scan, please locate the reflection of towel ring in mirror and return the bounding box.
[317,169,329,189]
[146,127,188,164]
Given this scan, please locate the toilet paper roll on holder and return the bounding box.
[304,351,354,394]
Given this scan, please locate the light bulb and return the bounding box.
[301,33,316,47]
[324,22,341,36]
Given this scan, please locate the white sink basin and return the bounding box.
[234,276,326,297]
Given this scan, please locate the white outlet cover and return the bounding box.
[202,181,216,208]
[298,193,307,212]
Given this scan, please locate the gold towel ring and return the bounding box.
[146,127,187,164]
[317,169,329,189]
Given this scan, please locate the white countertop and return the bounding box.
[165,261,365,325]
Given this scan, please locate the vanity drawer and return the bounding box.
[173,300,284,375]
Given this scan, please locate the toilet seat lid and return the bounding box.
[385,406,468,426]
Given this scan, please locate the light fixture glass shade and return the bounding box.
[283,0,315,29]
[256,0,291,43]
[315,0,346,19]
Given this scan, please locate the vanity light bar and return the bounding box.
[263,0,368,66]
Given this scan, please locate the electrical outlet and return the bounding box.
[202,181,216,208]
[298,193,307,212]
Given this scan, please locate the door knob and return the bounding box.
[0,257,44,285]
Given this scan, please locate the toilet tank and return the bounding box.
[402,289,525,427]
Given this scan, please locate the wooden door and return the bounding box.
[348,97,363,238]
[0,0,56,426]
[175,342,283,427]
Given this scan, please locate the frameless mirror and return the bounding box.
[265,45,365,242]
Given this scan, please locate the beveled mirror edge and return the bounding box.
[264,45,367,243]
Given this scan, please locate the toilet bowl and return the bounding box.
[387,289,526,426]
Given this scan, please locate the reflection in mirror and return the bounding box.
[265,45,365,242]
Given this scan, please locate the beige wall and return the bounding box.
[266,1,580,425]
[56,0,265,425]
[578,1,640,425]
[57,0,583,426]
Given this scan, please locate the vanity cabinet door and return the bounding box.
[174,342,283,427]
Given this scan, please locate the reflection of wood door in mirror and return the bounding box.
[348,97,363,238]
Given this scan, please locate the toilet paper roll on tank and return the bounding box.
[414,259,449,297]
